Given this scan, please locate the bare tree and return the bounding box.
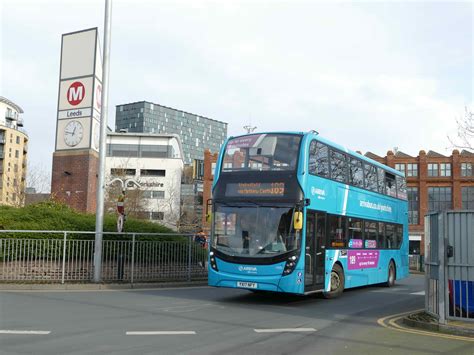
[26,162,51,193]
[449,107,474,151]
[105,164,146,219]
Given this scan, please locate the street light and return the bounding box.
[94,0,113,283]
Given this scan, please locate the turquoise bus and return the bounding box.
[208,131,408,297]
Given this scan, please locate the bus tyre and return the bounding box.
[385,261,396,287]
[323,264,344,299]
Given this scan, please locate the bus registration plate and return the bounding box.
[237,281,257,289]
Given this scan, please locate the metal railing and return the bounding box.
[0,230,208,284]
[425,212,474,323]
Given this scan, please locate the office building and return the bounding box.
[115,101,227,165]
[106,132,184,229]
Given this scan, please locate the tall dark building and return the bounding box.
[115,101,227,165]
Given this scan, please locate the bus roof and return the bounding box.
[225,131,403,177]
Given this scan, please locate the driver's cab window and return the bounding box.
[213,212,236,248]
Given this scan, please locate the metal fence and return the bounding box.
[425,211,474,323]
[0,230,208,284]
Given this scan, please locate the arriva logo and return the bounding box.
[238,266,257,273]
[311,187,326,200]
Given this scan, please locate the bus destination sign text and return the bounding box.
[226,182,285,197]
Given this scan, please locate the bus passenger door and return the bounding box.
[305,211,326,292]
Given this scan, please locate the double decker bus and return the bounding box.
[207,131,408,297]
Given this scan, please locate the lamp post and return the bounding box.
[94,0,113,283]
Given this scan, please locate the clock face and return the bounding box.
[93,122,100,150]
[64,120,84,147]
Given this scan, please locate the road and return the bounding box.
[0,274,472,354]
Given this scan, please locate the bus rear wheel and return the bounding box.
[323,264,344,299]
[385,261,396,287]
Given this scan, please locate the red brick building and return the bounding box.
[367,149,474,254]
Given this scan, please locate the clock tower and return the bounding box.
[51,28,102,213]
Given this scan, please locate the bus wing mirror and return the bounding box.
[293,211,303,230]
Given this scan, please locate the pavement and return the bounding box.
[0,274,473,355]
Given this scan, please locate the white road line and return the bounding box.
[126,331,196,335]
[254,328,316,333]
[410,291,425,295]
[0,330,51,335]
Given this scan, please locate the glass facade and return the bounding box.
[115,102,228,164]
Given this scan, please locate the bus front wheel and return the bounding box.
[385,261,396,287]
[323,264,344,299]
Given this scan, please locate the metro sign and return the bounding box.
[67,81,85,106]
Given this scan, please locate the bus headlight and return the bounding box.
[283,255,299,275]
[209,251,218,271]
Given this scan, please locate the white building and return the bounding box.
[106,132,184,229]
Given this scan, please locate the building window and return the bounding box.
[151,212,164,220]
[428,187,452,211]
[407,163,418,177]
[462,187,474,209]
[407,187,419,225]
[440,163,451,177]
[141,169,166,177]
[16,136,20,144]
[143,190,165,199]
[395,163,405,175]
[194,159,204,180]
[461,163,473,177]
[15,150,19,158]
[111,168,136,176]
[428,163,439,177]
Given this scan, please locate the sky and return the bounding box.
[1,0,472,191]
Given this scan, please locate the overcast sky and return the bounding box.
[1,0,472,190]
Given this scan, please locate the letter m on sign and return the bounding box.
[67,81,85,106]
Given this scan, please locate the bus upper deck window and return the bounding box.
[385,172,397,197]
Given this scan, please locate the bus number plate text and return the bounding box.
[237,281,257,289]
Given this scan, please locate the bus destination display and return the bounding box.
[225,182,285,197]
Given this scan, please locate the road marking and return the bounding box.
[254,328,316,333]
[126,331,196,335]
[377,309,474,342]
[410,291,425,295]
[0,330,51,335]
[0,286,210,293]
